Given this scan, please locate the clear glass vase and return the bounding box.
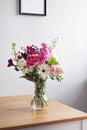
[31,81,48,110]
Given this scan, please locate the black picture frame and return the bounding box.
[19,0,46,16]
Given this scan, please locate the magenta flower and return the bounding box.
[27,46,35,54]
[7,59,14,67]
[26,54,40,67]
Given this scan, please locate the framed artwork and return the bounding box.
[19,0,46,16]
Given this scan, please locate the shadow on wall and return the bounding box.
[73,80,87,113]
[16,0,19,15]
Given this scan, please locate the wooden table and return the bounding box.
[0,95,87,130]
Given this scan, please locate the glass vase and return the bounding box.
[31,81,48,110]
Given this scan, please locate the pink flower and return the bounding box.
[39,48,49,63]
[51,65,58,75]
[48,47,53,60]
[41,43,49,48]
[26,54,40,67]
[39,43,52,64]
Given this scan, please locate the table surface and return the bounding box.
[0,95,87,130]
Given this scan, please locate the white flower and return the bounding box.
[22,67,30,74]
[38,64,51,79]
[16,58,26,70]
[57,66,64,74]
[14,53,21,61]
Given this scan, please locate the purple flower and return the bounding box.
[15,66,19,71]
[21,53,27,59]
[7,59,14,67]
[27,46,35,54]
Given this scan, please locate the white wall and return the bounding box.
[0,0,87,112]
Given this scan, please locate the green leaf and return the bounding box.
[48,57,59,65]
[12,43,17,59]
[52,38,58,49]
[49,73,55,80]
[21,75,31,81]
[56,75,63,82]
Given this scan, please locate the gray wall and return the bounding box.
[0,0,87,112]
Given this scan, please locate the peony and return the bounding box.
[26,54,40,67]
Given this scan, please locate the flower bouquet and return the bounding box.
[7,38,64,110]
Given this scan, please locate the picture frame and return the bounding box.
[19,0,46,16]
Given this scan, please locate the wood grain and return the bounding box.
[0,95,87,130]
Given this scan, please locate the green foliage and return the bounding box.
[21,68,39,82]
[20,67,47,83]
[49,73,63,82]
[56,75,63,82]
[49,73,55,80]
[52,38,58,49]
[21,46,27,53]
[48,57,59,65]
[12,43,17,59]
